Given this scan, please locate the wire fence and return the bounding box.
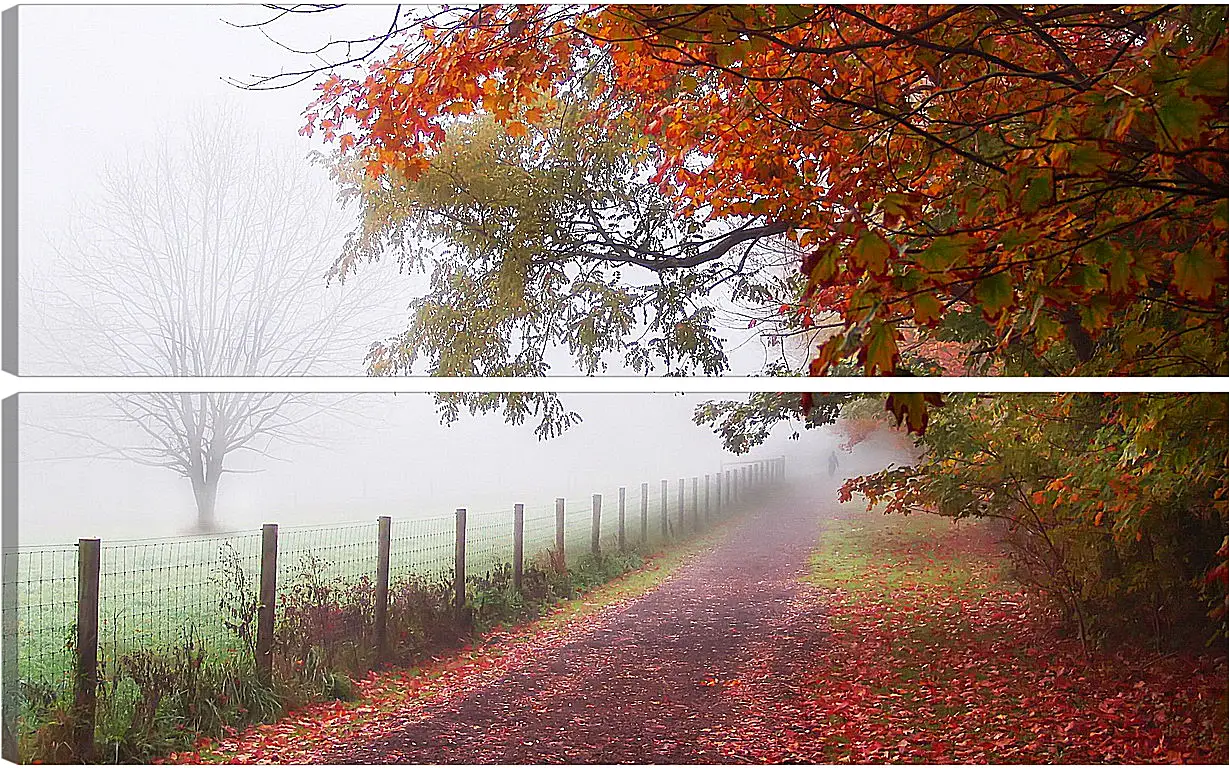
[388,513,455,584]
[4,458,785,736]
[4,545,77,691]
[97,532,262,665]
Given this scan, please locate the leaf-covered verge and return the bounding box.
[153,530,725,765]
[717,508,1228,763]
[17,541,674,764]
[697,391,1229,652]
[843,392,1229,651]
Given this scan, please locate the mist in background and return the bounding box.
[16,5,782,378]
[15,393,879,547]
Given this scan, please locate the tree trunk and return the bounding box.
[190,473,221,533]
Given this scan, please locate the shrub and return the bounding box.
[385,573,455,663]
[275,554,374,695]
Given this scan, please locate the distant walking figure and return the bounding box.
[827,450,840,478]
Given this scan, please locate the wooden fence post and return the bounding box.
[374,516,391,661]
[618,487,627,552]
[677,478,685,534]
[513,504,524,590]
[256,524,278,682]
[704,474,711,525]
[454,508,467,630]
[591,494,602,556]
[555,497,566,573]
[691,477,698,531]
[640,482,649,543]
[72,538,100,761]
[660,480,669,537]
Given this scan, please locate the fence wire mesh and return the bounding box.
[5,545,77,690]
[521,502,557,570]
[5,461,776,720]
[388,514,454,584]
[98,532,262,664]
[465,509,515,578]
[278,521,378,588]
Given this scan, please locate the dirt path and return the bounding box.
[323,479,842,764]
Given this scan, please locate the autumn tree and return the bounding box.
[245,4,1229,645]
[316,83,810,431]
[21,109,389,531]
[243,5,1225,387]
[843,392,1229,648]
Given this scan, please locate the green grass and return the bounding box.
[806,507,1011,598]
[10,484,745,764]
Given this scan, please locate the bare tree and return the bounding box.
[21,104,394,531]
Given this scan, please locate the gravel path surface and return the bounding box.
[323,480,841,764]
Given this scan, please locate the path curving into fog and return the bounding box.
[321,472,856,764]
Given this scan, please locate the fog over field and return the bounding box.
[16,5,786,380]
[17,393,858,547]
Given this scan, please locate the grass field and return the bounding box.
[5,480,716,699]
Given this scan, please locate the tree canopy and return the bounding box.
[294,4,1226,394]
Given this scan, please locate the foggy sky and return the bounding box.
[15,5,781,378]
[9,7,861,548]
[18,392,844,546]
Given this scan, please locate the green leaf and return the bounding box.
[851,230,893,275]
[1174,247,1227,299]
[1032,311,1062,345]
[884,392,943,435]
[806,241,841,287]
[1107,248,1133,294]
[912,293,944,326]
[1020,172,1052,214]
[1068,144,1112,174]
[774,5,814,25]
[915,235,975,272]
[1077,264,1107,293]
[1186,54,1229,97]
[999,229,1033,250]
[976,271,1014,318]
[1080,294,1114,330]
[1156,94,1211,143]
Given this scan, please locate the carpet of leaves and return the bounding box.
[718,514,1229,764]
[160,485,1227,764]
